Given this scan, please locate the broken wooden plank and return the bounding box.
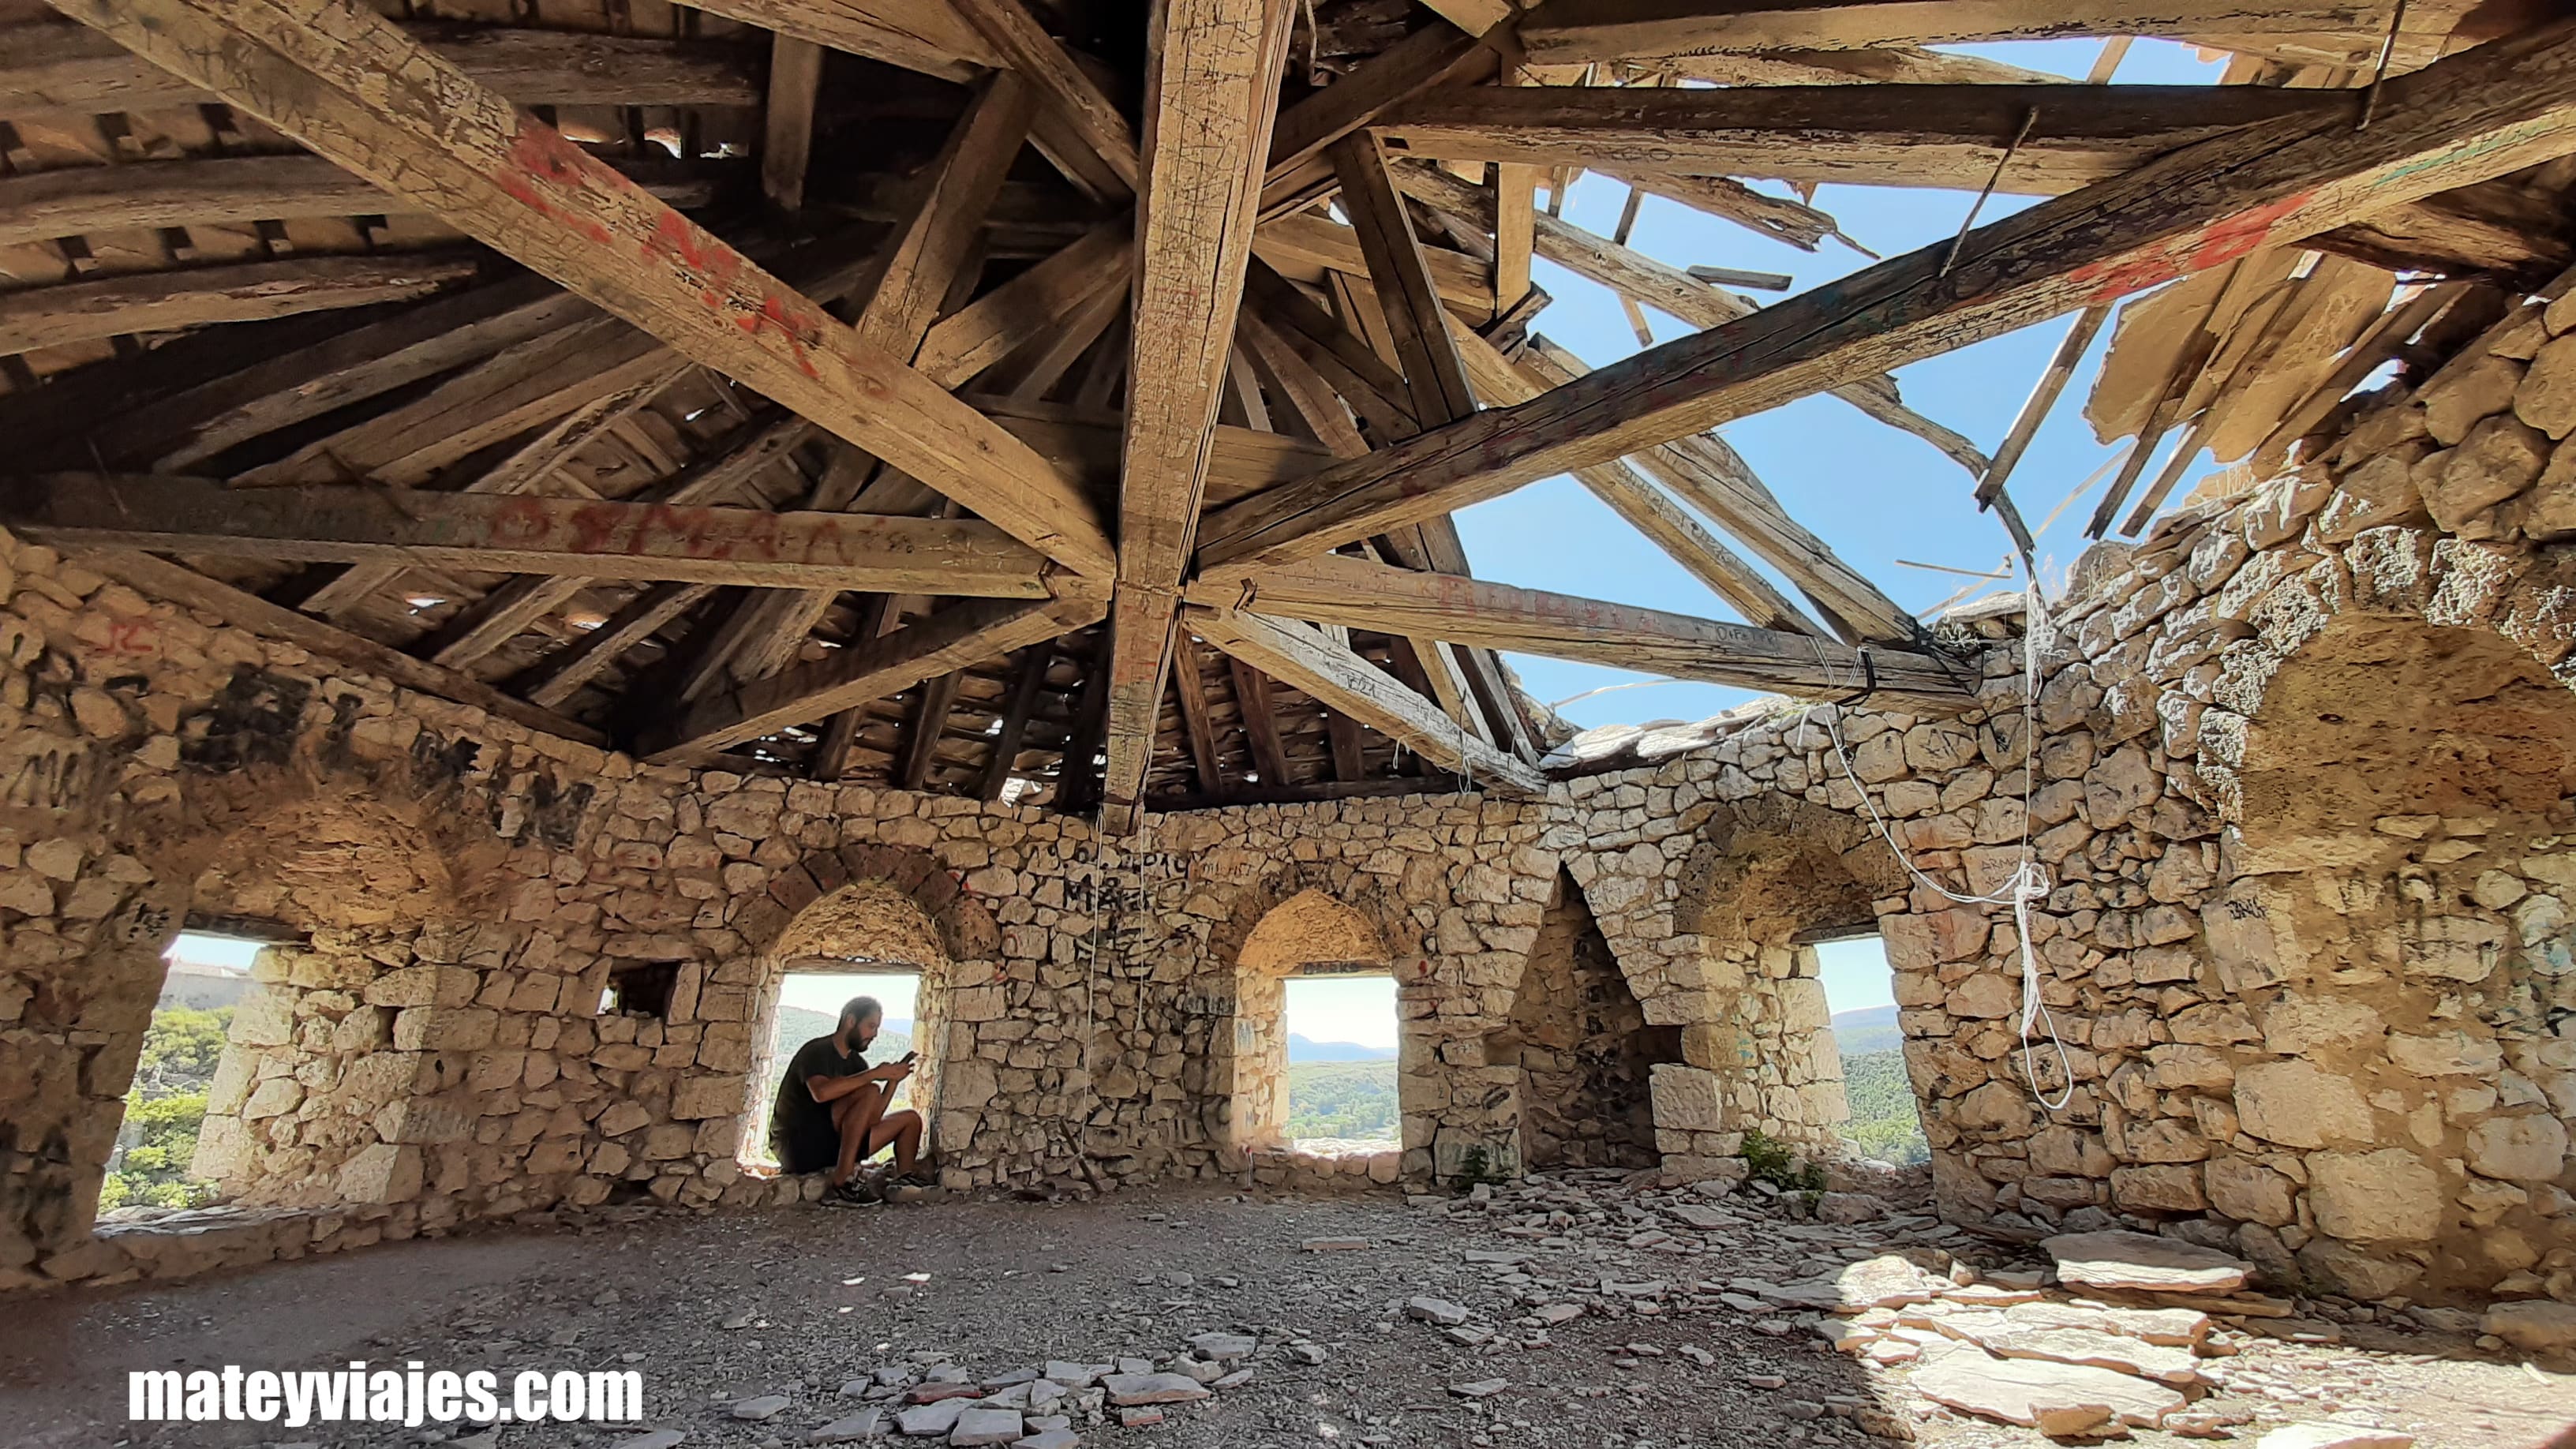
[1393,159,1988,475]
[1201,555,1974,705]
[644,592,1106,766]
[1194,18,2576,580]
[0,474,1060,597]
[1190,607,1548,793]
[52,0,1114,578]
[0,253,478,357]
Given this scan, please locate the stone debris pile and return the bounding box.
[1415,1166,2536,1443]
[612,1330,1275,1449]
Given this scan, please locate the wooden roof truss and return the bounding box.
[5,0,2574,825]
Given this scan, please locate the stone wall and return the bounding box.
[2,290,2571,1305]
[1498,875,1668,1170]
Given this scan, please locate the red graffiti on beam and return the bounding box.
[489,496,556,549]
[2064,190,2314,307]
[495,127,616,248]
[642,212,746,307]
[739,294,827,381]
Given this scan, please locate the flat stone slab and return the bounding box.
[1968,1324,2203,1385]
[2256,1427,2416,1449]
[949,1407,1024,1447]
[732,1395,793,1421]
[2043,1230,2251,1294]
[611,1433,685,1449]
[1099,1372,1210,1406]
[2002,1299,2212,1347]
[1013,1431,1078,1449]
[809,1410,882,1443]
[1406,1297,1472,1326]
[1909,1342,2185,1432]
[896,1399,976,1436]
[1187,1331,1258,1361]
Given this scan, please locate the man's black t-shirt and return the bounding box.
[769,1035,867,1174]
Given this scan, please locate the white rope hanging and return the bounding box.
[1796,571,2074,1113]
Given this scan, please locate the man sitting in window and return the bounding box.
[769,995,929,1205]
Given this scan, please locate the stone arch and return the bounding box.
[2192,607,2576,1302]
[1638,788,1906,1175]
[739,843,998,964]
[734,844,998,1178]
[2169,519,2576,822]
[1200,870,1413,1169]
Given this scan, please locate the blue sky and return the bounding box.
[1458,38,2228,731]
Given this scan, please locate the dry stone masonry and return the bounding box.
[0,293,2569,1321]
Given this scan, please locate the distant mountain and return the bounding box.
[1829,1004,1902,1054]
[771,1005,912,1063]
[1288,1033,1397,1063]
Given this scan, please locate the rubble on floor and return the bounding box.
[607,1290,1290,1447]
[1403,1163,2566,1443]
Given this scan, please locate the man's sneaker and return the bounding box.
[820,1177,881,1208]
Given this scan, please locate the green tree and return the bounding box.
[102,1005,230,1211]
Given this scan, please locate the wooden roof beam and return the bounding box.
[671,0,997,81]
[0,20,763,118]
[1515,0,2398,65]
[644,593,1106,766]
[1197,556,1974,707]
[1391,159,1987,476]
[0,474,1061,597]
[1097,0,1294,833]
[952,0,1143,196]
[1377,83,2335,196]
[0,152,733,252]
[0,254,477,358]
[1189,608,1548,795]
[49,0,1114,580]
[1195,18,2576,582]
[718,72,1040,683]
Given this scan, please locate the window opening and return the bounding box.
[1282,972,1398,1152]
[1814,934,1928,1166]
[105,930,266,1212]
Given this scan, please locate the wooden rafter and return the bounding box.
[1195,18,2576,582]
[1377,83,2334,196]
[1514,0,2405,64]
[1095,0,1294,832]
[643,593,1106,766]
[1,254,478,357]
[1199,556,1973,706]
[48,0,1114,581]
[0,475,1061,597]
[1190,608,1548,794]
[0,20,763,118]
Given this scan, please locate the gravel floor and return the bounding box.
[2,1178,2569,1449]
